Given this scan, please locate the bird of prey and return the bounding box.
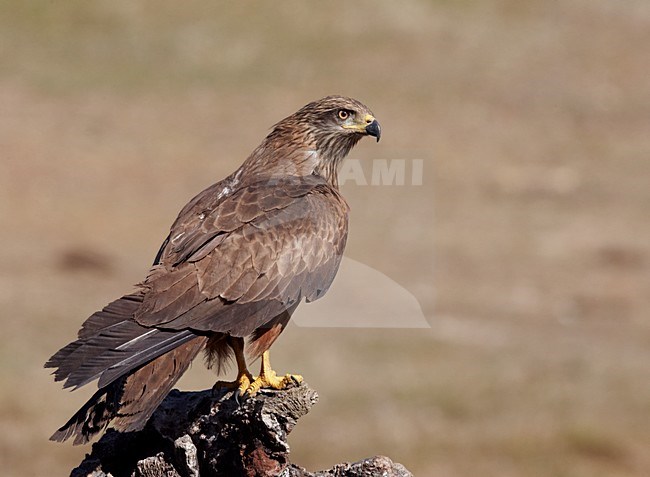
[46,95,381,445]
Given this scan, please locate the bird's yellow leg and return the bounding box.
[246,351,303,396]
[212,337,254,395]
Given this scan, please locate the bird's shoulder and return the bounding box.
[155,173,347,267]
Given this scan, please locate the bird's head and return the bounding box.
[250,96,380,187]
[292,95,381,146]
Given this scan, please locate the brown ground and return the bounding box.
[1,1,649,476]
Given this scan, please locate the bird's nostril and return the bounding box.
[366,118,372,124]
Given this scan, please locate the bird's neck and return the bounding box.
[240,132,356,189]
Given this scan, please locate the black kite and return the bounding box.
[46,96,381,444]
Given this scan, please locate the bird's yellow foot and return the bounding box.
[213,369,255,396]
[245,350,302,396]
[246,370,303,396]
[212,336,256,396]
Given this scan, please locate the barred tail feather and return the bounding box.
[46,292,208,444]
[50,336,207,444]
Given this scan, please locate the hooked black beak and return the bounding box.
[365,119,381,142]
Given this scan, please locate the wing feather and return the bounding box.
[133,176,348,335]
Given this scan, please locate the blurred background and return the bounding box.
[1,1,649,476]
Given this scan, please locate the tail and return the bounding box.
[50,336,207,444]
[45,292,207,444]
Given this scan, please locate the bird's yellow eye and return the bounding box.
[338,110,349,120]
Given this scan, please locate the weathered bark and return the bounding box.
[71,383,412,477]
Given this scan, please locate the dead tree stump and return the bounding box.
[71,383,412,477]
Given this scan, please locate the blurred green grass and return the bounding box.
[1,1,650,476]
